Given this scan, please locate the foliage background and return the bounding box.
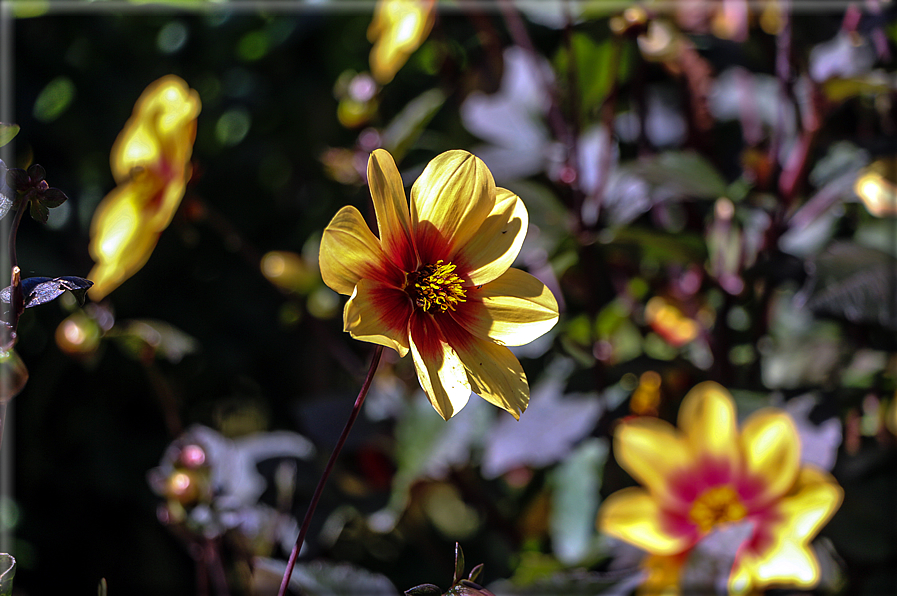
[4,2,897,595]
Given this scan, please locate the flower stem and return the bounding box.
[2,204,26,351]
[277,345,383,596]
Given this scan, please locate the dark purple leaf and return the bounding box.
[404,584,443,596]
[29,199,48,223]
[0,276,93,308]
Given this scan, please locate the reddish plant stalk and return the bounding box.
[277,345,383,596]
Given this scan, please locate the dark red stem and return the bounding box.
[277,345,383,596]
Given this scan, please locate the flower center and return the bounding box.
[688,485,747,533]
[406,260,467,313]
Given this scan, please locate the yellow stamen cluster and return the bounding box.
[689,485,747,533]
[407,260,467,313]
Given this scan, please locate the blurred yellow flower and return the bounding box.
[645,296,699,347]
[319,149,558,420]
[598,382,842,594]
[88,75,201,300]
[368,0,436,84]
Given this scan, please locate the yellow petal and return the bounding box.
[112,118,163,183]
[146,174,189,232]
[740,409,801,506]
[409,314,471,420]
[598,487,694,555]
[343,278,411,357]
[774,467,843,542]
[677,382,740,467]
[614,417,692,502]
[732,538,819,592]
[732,467,842,592]
[456,338,529,419]
[112,76,200,181]
[368,149,416,271]
[87,181,161,301]
[367,0,434,85]
[463,268,558,346]
[410,150,496,264]
[319,205,394,296]
[460,188,528,285]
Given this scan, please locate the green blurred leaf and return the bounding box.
[33,76,76,123]
[762,288,845,389]
[490,564,643,596]
[0,554,15,596]
[604,227,707,264]
[381,88,446,164]
[372,397,490,531]
[823,75,893,103]
[628,151,728,199]
[506,180,570,254]
[0,124,19,148]
[806,241,897,330]
[251,557,397,596]
[548,438,608,566]
[554,34,631,125]
[109,319,199,363]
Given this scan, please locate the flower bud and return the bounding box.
[55,311,102,358]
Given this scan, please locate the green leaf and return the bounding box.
[554,34,632,125]
[109,319,200,363]
[372,397,490,531]
[0,554,15,596]
[627,151,729,199]
[0,124,19,148]
[381,88,446,164]
[467,563,483,583]
[823,75,893,103]
[604,227,707,264]
[453,543,465,585]
[548,438,608,566]
[251,557,398,596]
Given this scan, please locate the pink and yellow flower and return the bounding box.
[367,0,436,85]
[88,75,201,300]
[598,381,843,594]
[319,149,558,420]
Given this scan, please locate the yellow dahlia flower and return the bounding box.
[367,0,436,85]
[88,75,201,300]
[598,381,843,594]
[319,149,558,420]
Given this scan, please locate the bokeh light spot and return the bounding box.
[33,76,76,123]
[215,108,251,147]
[237,30,270,62]
[157,20,189,54]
